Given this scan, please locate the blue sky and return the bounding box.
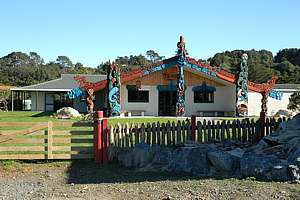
[1,0,299,67]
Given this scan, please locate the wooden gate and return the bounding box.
[0,121,94,159]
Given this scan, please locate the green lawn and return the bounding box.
[0,111,180,130]
[0,111,76,122]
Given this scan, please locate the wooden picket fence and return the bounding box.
[0,121,94,159]
[0,115,289,161]
[108,117,289,149]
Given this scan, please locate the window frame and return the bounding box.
[127,89,149,103]
[194,91,214,103]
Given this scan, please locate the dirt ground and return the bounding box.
[0,160,299,200]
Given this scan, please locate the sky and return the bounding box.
[0,0,300,67]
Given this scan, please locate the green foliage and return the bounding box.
[56,56,73,68]
[274,48,300,66]
[1,48,300,87]
[209,49,300,83]
[209,50,274,83]
[288,88,300,112]
[146,50,164,63]
[0,52,104,86]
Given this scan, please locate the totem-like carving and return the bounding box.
[86,88,94,113]
[68,76,96,113]
[236,53,249,116]
[107,62,121,116]
[176,36,186,116]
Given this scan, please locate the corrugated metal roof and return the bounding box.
[11,74,106,91]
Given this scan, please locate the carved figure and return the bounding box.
[176,36,186,116]
[107,62,121,116]
[236,53,249,116]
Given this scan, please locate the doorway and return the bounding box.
[158,91,177,116]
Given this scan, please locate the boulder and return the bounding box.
[240,154,289,181]
[169,145,212,175]
[207,150,238,173]
[117,144,158,168]
[53,107,81,119]
[273,109,293,118]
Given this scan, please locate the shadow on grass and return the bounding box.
[66,160,221,184]
[31,112,54,118]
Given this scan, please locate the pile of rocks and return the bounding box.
[52,107,82,119]
[115,113,300,182]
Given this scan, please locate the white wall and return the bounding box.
[248,90,294,116]
[185,85,236,116]
[121,84,236,116]
[121,85,158,116]
[30,92,45,111]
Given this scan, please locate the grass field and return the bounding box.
[0,111,180,131]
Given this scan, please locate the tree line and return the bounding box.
[0,48,300,87]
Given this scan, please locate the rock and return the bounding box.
[169,146,211,175]
[151,148,171,165]
[117,150,134,167]
[240,154,289,181]
[287,140,300,166]
[227,148,245,159]
[207,150,238,173]
[273,109,293,118]
[288,165,300,182]
[53,107,81,119]
[107,146,118,161]
[117,144,158,168]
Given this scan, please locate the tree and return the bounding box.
[75,62,83,69]
[56,56,73,68]
[274,48,300,66]
[208,49,274,83]
[146,50,164,63]
[29,52,44,65]
[288,88,300,112]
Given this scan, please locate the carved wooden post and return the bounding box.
[176,36,186,116]
[236,53,248,117]
[107,62,121,117]
[259,91,268,140]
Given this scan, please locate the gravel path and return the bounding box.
[0,161,299,200]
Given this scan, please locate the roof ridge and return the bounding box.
[61,73,106,76]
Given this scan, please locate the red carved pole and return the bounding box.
[94,111,103,164]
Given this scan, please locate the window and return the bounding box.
[194,91,214,103]
[193,82,216,103]
[128,90,149,103]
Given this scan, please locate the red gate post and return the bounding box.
[191,115,196,141]
[102,117,108,164]
[94,111,103,164]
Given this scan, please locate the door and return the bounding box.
[158,91,176,116]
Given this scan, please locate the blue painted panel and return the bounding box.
[67,87,84,99]
[269,89,283,100]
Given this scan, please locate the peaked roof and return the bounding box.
[91,55,275,93]
[11,74,106,91]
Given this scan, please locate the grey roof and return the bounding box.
[11,74,106,91]
[273,84,300,90]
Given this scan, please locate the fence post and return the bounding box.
[191,115,196,141]
[47,121,53,159]
[94,111,103,164]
